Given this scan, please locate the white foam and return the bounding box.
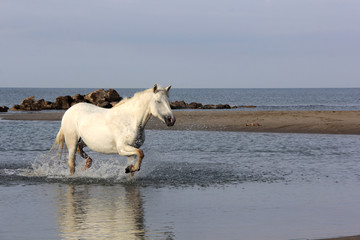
[31,152,130,181]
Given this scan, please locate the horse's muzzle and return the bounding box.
[165,115,176,127]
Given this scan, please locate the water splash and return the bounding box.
[0,150,287,187]
[30,152,131,183]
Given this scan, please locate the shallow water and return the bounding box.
[2,182,360,240]
[1,120,360,239]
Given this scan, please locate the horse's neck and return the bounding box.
[111,94,152,129]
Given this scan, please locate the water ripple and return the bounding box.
[1,120,360,187]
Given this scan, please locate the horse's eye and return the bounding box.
[156,100,161,104]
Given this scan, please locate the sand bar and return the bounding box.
[320,236,360,240]
[1,110,360,135]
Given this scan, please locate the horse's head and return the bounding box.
[150,84,176,127]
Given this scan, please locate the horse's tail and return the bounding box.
[51,128,66,160]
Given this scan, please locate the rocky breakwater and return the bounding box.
[170,100,238,109]
[3,88,252,112]
[9,89,122,111]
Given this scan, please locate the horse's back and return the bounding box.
[61,103,108,130]
[68,102,106,113]
[63,102,106,116]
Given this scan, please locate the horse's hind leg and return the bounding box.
[65,136,78,175]
[77,139,92,170]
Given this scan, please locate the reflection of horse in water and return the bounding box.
[52,85,175,175]
[56,185,147,239]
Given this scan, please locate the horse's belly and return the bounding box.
[79,127,118,154]
[84,137,118,154]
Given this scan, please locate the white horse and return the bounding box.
[52,84,175,175]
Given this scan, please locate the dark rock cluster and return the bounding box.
[170,101,237,109]
[9,89,122,111]
[1,89,255,112]
[0,106,9,112]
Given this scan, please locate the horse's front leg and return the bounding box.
[118,145,144,174]
[126,156,136,177]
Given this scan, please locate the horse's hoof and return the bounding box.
[125,165,139,174]
[84,157,92,170]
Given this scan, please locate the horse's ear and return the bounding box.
[166,85,172,92]
[153,84,158,93]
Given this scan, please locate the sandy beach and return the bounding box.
[1,110,360,135]
[321,237,360,240]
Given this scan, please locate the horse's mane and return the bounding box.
[113,87,169,108]
[113,97,130,107]
[112,88,150,108]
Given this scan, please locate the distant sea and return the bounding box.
[1,88,360,111]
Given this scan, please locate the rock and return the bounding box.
[204,104,230,109]
[36,99,45,107]
[10,105,21,111]
[13,96,41,111]
[170,101,187,109]
[215,104,231,109]
[71,93,91,106]
[106,89,121,102]
[84,89,121,108]
[55,96,73,109]
[187,102,203,109]
[21,96,36,105]
[35,99,47,110]
[240,105,256,108]
[0,106,9,112]
[97,101,112,108]
[72,94,86,105]
[203,104,216,109]
[84,89,106,104]
[36,99,54,110]
[43,100,55,110]
[21,96,38,110]
[9,96,50,111]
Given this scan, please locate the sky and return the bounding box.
[0,0,359,88]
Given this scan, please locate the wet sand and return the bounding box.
[1,110,360,135]
[321,237,360,240]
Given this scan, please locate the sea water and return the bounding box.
[1,88,360,239]
[1,119,360,239]
[1,87,360,111]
